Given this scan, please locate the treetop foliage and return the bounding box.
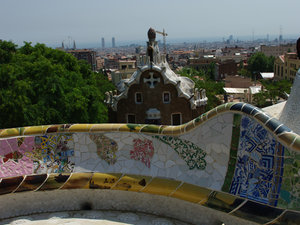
[252,79,292,107]
[178,67,224,111]
[0,40,114,128]
[247,52,275,74]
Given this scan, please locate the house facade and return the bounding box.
[105,28,207,125]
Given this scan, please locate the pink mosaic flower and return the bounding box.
[130,138,154,168]
[0,137,36,178]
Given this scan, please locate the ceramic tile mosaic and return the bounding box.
[0,137,38,178]
[229,116,284,206]
[278,147,300,210]
[0,102,300,224]
[130,138,154,168]
[15,174,47,192]
[0,134,75,178]
[153,135,206,170]
[89,134,118,165]
[38,134,75,173]
[222,114,241,192]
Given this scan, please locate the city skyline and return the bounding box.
[1,0,300,48]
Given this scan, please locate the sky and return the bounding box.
[1,0,300,48]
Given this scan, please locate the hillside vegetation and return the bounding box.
[0,41,114,128]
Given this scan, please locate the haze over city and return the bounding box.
[1,0,300,48]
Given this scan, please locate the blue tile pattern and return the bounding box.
[229,116,284,206]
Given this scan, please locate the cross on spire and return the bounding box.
[144,72,160,88]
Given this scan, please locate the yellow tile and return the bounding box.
[171,183,211,203]
[278,132,296,147]
[0,128,20,138]
[216,104,227,114]
[109,124,124,131]
[15,174,47,192]
[68,124,90,133]
[119,124,133,132]
[90,124,117,133]
[119,124,144,133]
[38,174,69,191]
[23,126,44,136]
[88,173,122,189]
[172,126,182,136]
[180,124,186,134]
[0,176,24,195]
[113,174,152,192]
[68,124,92,132]
[213,192,237,205]
[41,125,52,134]
[184,121,195,133]
[140,125,161,134]
[61,173,92,189]
[206,109,218,120]
[291,137,300,152]
[141,178,181,196]
[160,126,174,135]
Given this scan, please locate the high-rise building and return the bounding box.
[101,37,105,48]
[73,40,76,50]
[112,37,115,48]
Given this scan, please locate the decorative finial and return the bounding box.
[148,27,156,41]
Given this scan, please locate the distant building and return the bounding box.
[67,49,97,71]
[111,60,136,85]
[96,56,104,71]
[273,38,300,81]
[274,53,300,81]
[112,37,115,48]
[218,59,238,79]
[223,86,261,104]
[224,75,254,88]
[188,57,238,80]
[223,75,261,104]
[260,44,296,57]
[101,37,105,49]
[105,28,207,125]
[188,56,218,79]
[104,56,119,69]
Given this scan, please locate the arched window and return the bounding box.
[135,92,142,104]
[162,91,171,103]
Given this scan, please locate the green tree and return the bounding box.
[253,92,267,107]
[0,40,16,63]
[207,62,217,80]
[178,67,224,111]
[248,52,275,75]
[260,79,292,102]
[238,68,252,78]
[252,79,292,107]
[0,40,115,128]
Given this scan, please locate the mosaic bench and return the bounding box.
[0,102,299,224]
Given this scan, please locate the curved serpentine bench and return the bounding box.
[0,102,299,224]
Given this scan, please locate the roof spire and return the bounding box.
[147,27,156,42]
